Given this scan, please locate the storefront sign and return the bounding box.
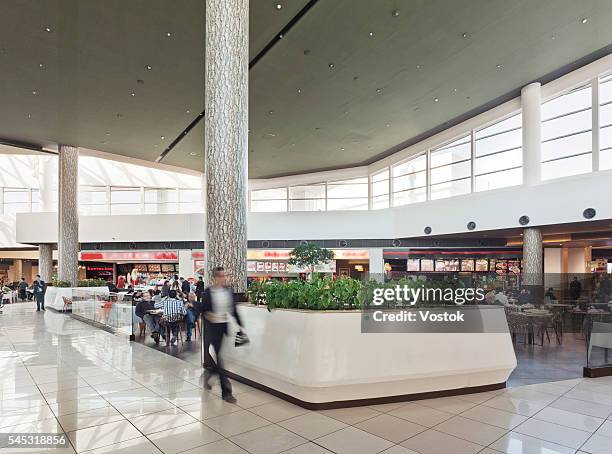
[247,249,368,261]
[80,251,179,262]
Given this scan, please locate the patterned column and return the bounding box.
[204,0,249,292]
[57,145,79,286]
[39,243,53,282]
[522,228,543,286]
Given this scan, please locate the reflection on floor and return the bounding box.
[2,305,612,454]
[509,334,587,387]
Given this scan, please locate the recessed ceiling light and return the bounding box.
[551,35,556,40]
[44,26,52,33]
[279,33,284,39]
[297,88,302,94]
[496,64,503,70]
[392,10,400,17]
[416,64,422,69]
[266,132,277,137]
[130,92,135,97]
[328,63,335,69]
[38,63,44,69]
[376,88,383,94]
[186,109,190,113]
[189,152,197,156]
[386,123,390,127]
[105,131,110,136]
[452,88,458,93]
[146,65,152,70]
[433,97,439,102]
[166,32,172,37]
[275,3,282,9]
[340,147,345,151]
[32,90,37,95]
[461,32,468,38]
[268,110,274,115]
[160,135,165,140]
[581,17,588,24]
[368,32,374,37]
[27,114,31,119]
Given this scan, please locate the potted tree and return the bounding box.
[288,243,335,281]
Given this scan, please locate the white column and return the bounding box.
[178,250,194,279]
[204,0,249,293]
[521,82,542,186]
[368,248,384,282]
[57,145,79,286]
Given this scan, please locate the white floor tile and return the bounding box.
[433,415,508,445]
[130,407,198,435]
[147,421,223,454]
[278,411,348,440]
[513,418,591,449]
[388,402,454,427]
[248,400,310,423]
[67,419,142,452]
[203,409,270,437]
[490,431,576,454]
[534,406,605,432]
[315,426,394,454]
[355,413,428,443]
[230,424,307,454]
[400,428,483,454]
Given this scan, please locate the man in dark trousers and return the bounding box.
[33,275,46,311]
[569,276,582,301]
[201,267,245,403]
[195,276,205,303]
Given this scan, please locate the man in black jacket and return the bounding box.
[195,276,205,303]
[33,275,46,311]
[180,277,191,296]
[202,267,245,403]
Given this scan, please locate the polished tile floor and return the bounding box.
[1,305,612,454]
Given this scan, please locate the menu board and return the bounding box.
[278,262,286,272]
[435,259,459,272]
[460,259,475,272]
[247,261,257,272]
[135,264,147,272]
[272,262,279,272]
[421,259,434,272]
[475,259,489,272]
[264,262,272,271]
[256,262,264,272]
[494,260,507,274]
[406,259,420,272]
[147,264,161,273]
[161,264,175,273]
[507,260,521,274]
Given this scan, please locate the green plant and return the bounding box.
[52,279,71,287]
[247,275,364,311]
[78,279,108,287]
[288,244,335,280]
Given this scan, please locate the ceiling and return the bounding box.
[1,0,612,178]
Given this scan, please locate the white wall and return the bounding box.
[568,248,588,274]
[16,168,612,245]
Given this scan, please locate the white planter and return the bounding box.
[221,304,516,407]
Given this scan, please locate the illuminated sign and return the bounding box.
[246,249,369,261]
[80,251,178,262]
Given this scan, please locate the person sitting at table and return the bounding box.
[494,288,508,305]
[161,281,170,298]
[517,288,531,305]
[135,290,161,344]
[184,291,201,342]
[155,289,186,345]
[484,288,496,305]
[545,287,557,302]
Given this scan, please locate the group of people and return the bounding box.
[133,267,245,403]
[0,275,47,311]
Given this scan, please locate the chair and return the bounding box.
[506,313,530,344]
[138,321,146,337]
[62,297,72,313]
[161,314,185,345]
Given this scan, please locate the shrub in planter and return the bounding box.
[77,279,108,287]
[51,279,71,288]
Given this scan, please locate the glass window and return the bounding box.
[144,188,178,214]
[430,178,471,200]
[178,189,202,213]
[392,155,426,206]
[327,198,368,211]
[430,136,470,167]
[542,153,592,180]
[110,187,141,214]
[31,189,40,212]
[251,188,287,201]
[289,184,325,211]
[600,74,612,170]
[3,188,29,214]
[289,198,325,211]
[475,167,522,192]
[79,186,108,215]
[393,187,426,206]
[371,169,390,210]
[475,113,522,157]
[251,199,287,212]
[541,84,592,180]
[392,155,426,177]
[372,195,389,210]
